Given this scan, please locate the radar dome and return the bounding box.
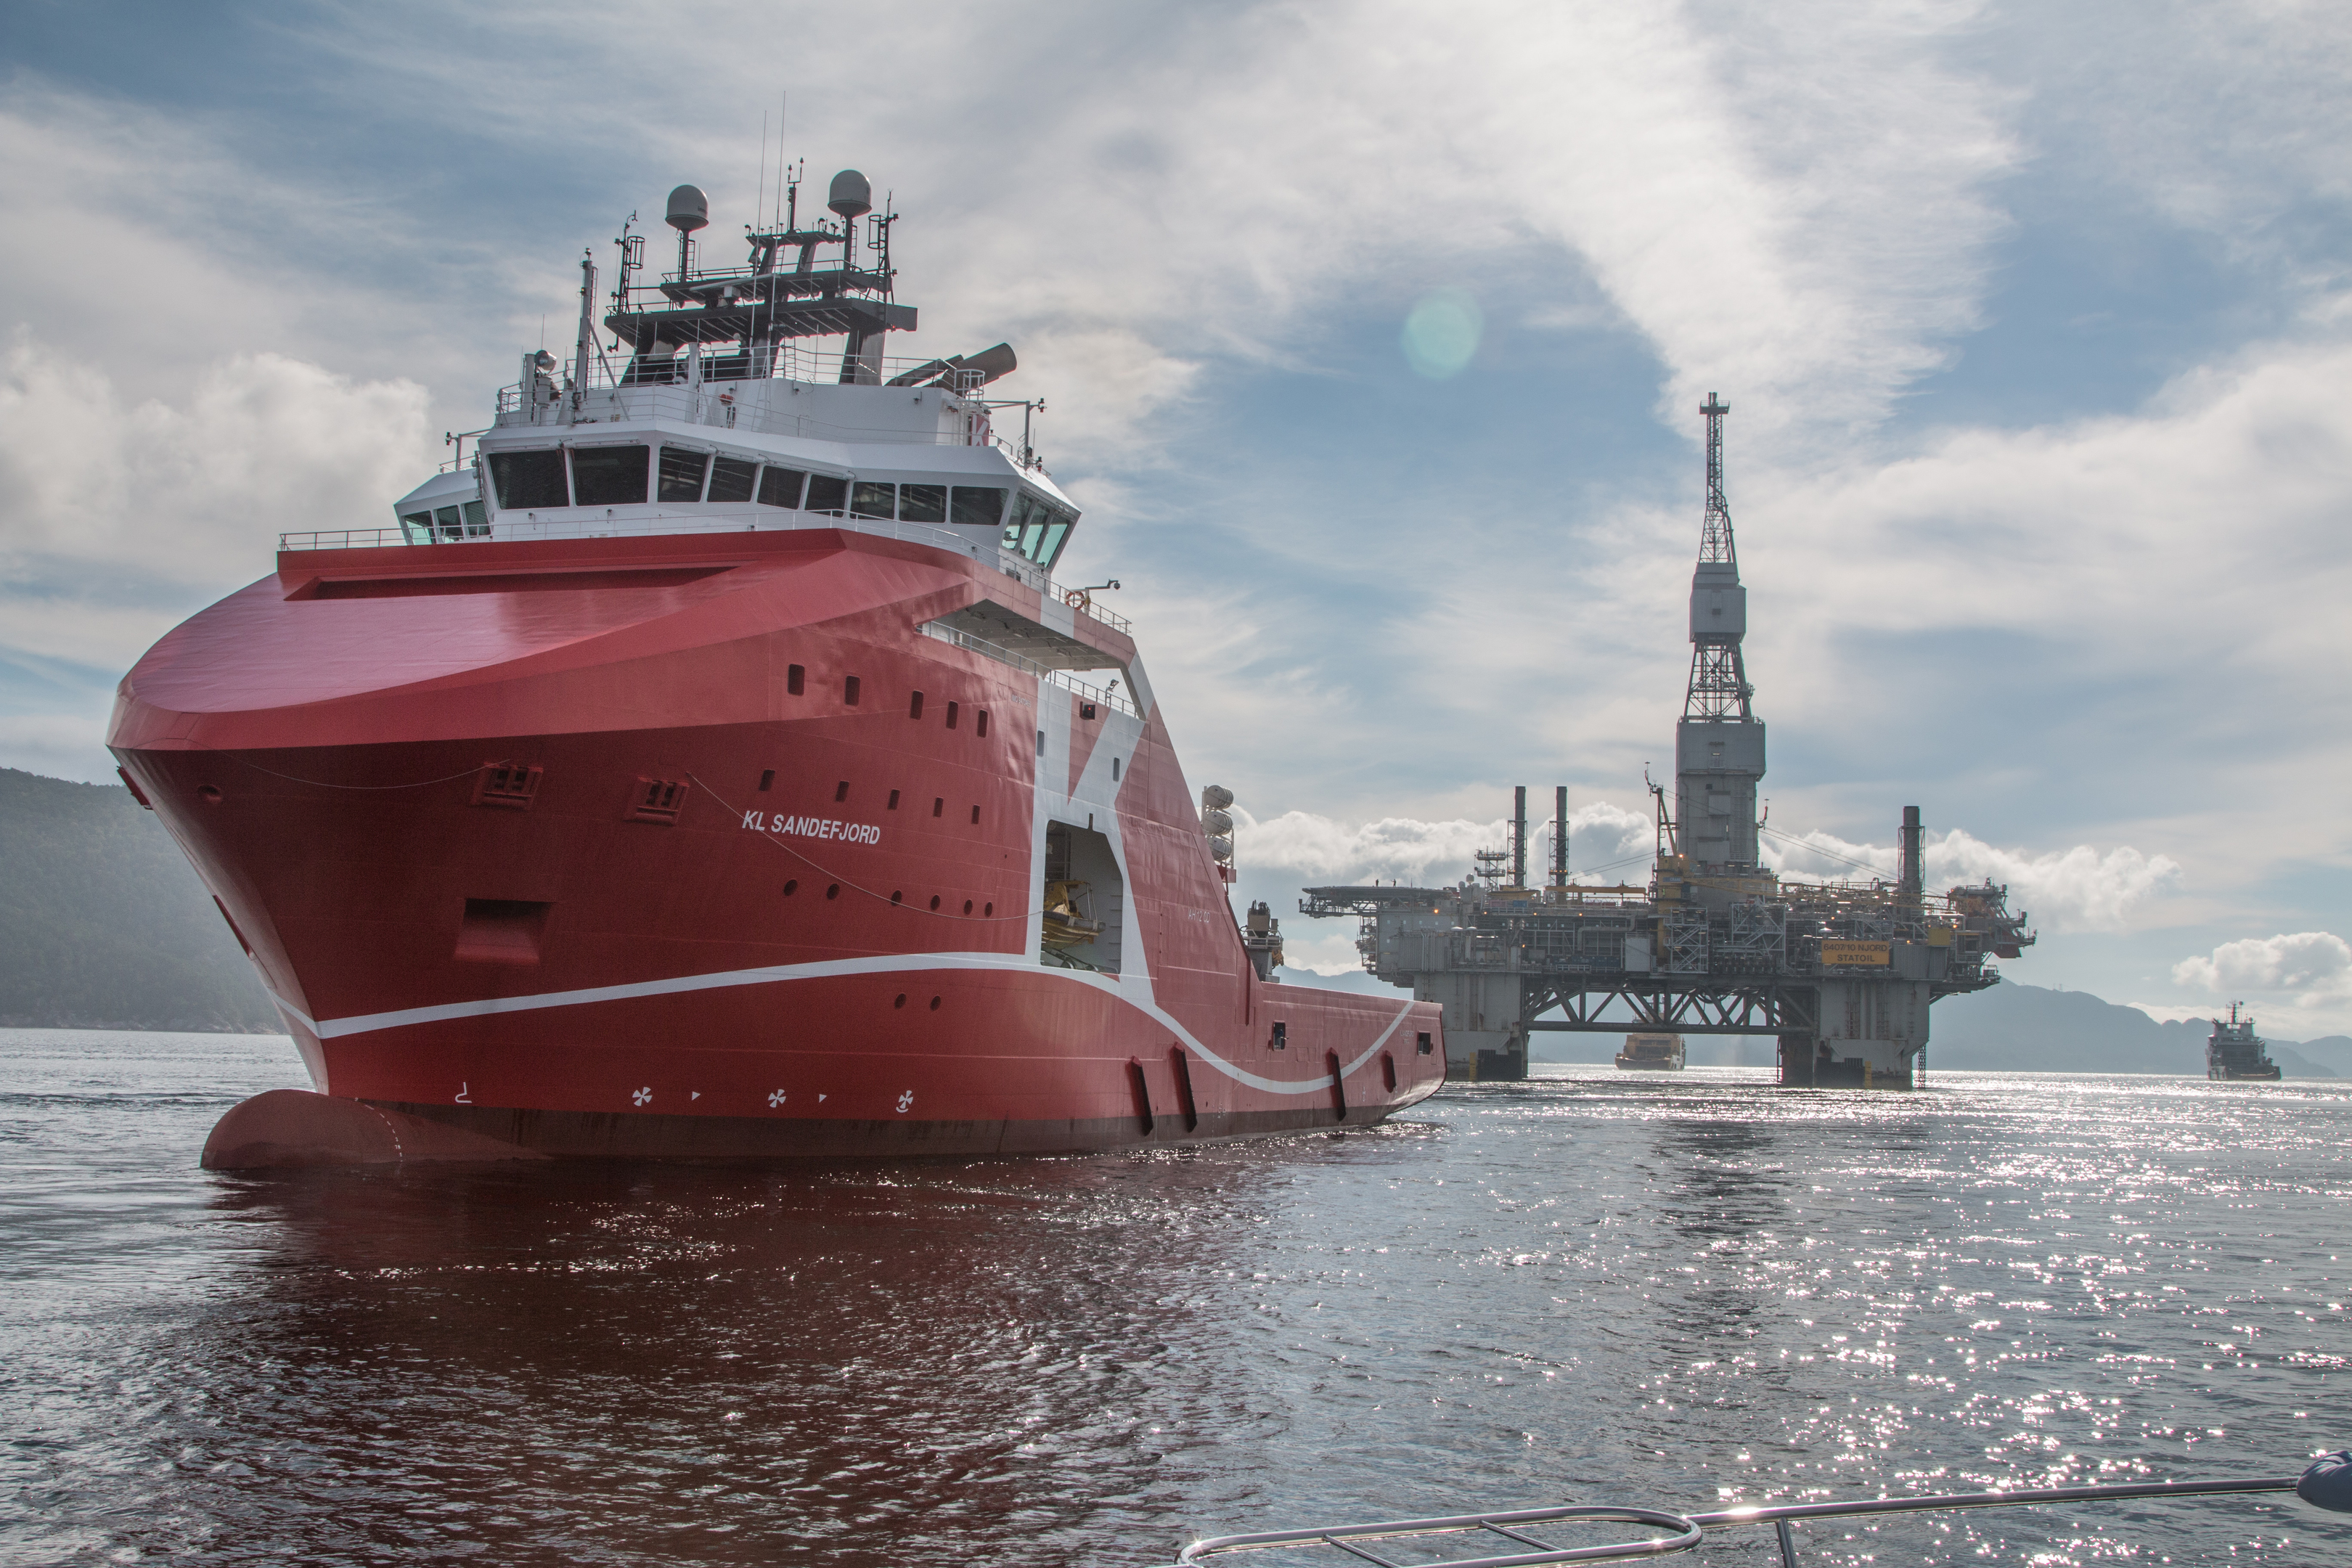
[665,184,709,233]
[827,168,873,219]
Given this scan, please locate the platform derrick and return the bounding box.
[1302,398,2035,1086]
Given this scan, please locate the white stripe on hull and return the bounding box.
[275,952,1415,1098]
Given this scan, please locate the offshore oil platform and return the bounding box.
[1299,396,2034,1087]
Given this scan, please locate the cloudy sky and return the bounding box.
[4,1,2348,1034]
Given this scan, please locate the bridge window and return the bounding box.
[758,466,807,508]
[805,474,848,514]
[488,449,568,509]
[706,455,758,504]
[569,444,648,507]
[898,483,947,524]
[658,446,711,503]
[851,481,895,519]
[951,486,1007,528]
[1000,491,1077,566]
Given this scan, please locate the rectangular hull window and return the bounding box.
[805,475,849,514]
[658,446,711,502]
[851,481,895,519]
[706,456,758,504]
[488,449,568,509]
[758,466,807,508]
[569,444,649,506]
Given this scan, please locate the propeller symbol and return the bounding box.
[632,1086,652,1106]
[767,1090,787,1108]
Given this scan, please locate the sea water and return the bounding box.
[2,1028,2346,1565]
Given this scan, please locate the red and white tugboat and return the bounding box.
[110,170,1445,1166]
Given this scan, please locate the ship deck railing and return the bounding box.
[1153,1473,2311,1566]
[278,510,1132,637]
[918,623,1138,718]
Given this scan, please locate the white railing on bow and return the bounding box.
[277,509,1131,637]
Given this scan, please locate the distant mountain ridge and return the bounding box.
[0,767,276,1032]
[1925,981,2344,1078]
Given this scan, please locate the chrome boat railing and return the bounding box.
[1161,1471,2326,1567]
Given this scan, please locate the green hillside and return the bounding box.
[0,767,277,1032]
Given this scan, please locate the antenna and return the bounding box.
[756,110,768,238]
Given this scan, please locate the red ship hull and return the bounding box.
[110,526,1445,1162]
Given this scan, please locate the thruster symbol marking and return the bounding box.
[896,1090,914,1114]
[767,1090,787,1108]
[632,1086,652,1106]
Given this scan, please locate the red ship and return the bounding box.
[110,169,1444,1167]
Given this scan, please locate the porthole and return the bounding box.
[888,789,900,809]
[826,883,841,899]
[894,994,907,1008]
[783,879,799,896]
[984,902,994,916]
[963,899,973,915]
[931,798,943,817]
[891,890,903,905]
[759,769,775,791]
[928,894,941,910]
[970,804,980,825]
[928,996,942,1011]
[834,780,849,802]
[197,785,224,804]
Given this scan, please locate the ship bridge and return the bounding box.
[357,168,1091,592]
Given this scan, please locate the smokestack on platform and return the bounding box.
[1512,787,1527,888]
[1899,805,1924,901]
[1553,786,1569,888]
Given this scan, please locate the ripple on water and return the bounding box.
[0,1038,2345,1565]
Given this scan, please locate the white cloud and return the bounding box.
[2172,932,2352,1009]
[1238,801,1655,889]
[1761,827,2178,932]
[0,338,436,675]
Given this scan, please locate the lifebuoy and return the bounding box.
[1064,589,1090,610]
